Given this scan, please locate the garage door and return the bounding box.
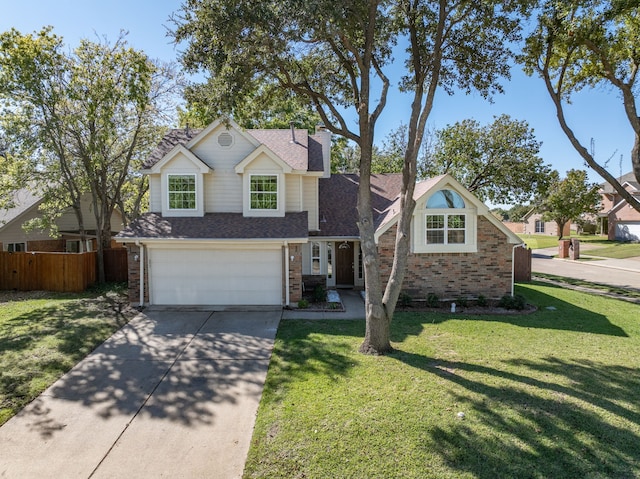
[148,246,282,305]
[615,222,640,241]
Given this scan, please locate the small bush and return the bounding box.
[456,297,468,308]
[399,292,413,308]
[498,294,527,310]
[426,293,440,308]
[298,299,309,309]
[477,295,488,307]
[312,284,326,303]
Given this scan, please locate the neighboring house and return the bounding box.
[0,189,123,252]
[522,210,570,237]
[116,119,523,307]
[599,172,640,241]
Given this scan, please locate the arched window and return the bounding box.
[425,189,467,245]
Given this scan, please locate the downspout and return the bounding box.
[284,241,290,307]
[135,241,145,308]
[511,243,525,297]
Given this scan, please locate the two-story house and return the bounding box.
[116,119,522,307]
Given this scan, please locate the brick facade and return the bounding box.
[288,243,303,303]
[126,244,149,305]
[378,216,513,300]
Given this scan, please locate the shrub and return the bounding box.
[426,293,440,308]
[312,284,326,303]
[298,299,309,309]
[456,297,468,307]
[399,292,413,308]
[477,295,488,307]
[498,294,527,310]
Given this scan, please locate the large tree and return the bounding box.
[172,0,530,354]
[538,169,600,239]
[520,0,640,212]
[373,115,552,204]
[0,28,180,281]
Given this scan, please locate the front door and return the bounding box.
[336,241,354,286]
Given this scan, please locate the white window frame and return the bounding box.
[249,174,279,211]
[425,213,467,245]
[167,174,197,211]
[311,241,322,275]
[535,219,545,233]
[6,242,26,252]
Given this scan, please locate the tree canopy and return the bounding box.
[520,0,640,212]
[172,0,533,354]
[539,169,601,239]
[0,27,180,280]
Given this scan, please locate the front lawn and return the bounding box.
[245,283,640,478]
[0,285,136,426]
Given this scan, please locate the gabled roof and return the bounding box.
[144,124,319,173]
[145,144,211,174]
[234,144,293,174]
[315,174,406,237]
[0,188,43,228]
[117,212,309,241]
[601,171,640,194]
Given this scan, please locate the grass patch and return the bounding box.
[533,273,640,300]
[584,242,640,259]
[245,283,640,478]
[0,285,136,425]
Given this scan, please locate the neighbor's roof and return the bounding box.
[116,212,309,241]
[0,188,42,228]
[601,172,640,194]
[143,127,323,172]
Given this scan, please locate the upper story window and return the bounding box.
[168,174,196,210]
[414,188,477,253]
[250,175,278,210]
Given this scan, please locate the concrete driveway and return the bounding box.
[0,309,281,479]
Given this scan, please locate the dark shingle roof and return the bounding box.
[601,171,640,194]
[0,188,42,227]
[315,174,405,237]
[144,128,202,169]
[144,127,320,172]
[117,212,308,240]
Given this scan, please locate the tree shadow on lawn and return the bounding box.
[391,350,640,478]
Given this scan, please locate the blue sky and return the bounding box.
[1,0,634,190]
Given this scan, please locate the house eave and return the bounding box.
[115,237,309,244]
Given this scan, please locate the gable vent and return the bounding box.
[218,132,233,147]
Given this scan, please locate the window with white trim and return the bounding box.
[311,241,321,274]
[168,174,196,210]
[250,175,278,210]
[6,242,26,252]
[535,219,545,233]
[327,242,333,279]
[426,213,466,245]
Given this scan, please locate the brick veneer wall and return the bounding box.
[126,244,149,305]
[378,216,513,300]
[288,243,303,303]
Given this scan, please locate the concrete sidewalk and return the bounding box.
[281,289,365,320]
[0,310,280,479]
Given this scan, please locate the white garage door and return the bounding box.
[615,222,640,241]
[148,246,282,305]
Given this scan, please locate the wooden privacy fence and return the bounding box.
[0,251,97,292]
[0,249,128,292]
[514,246,532,283]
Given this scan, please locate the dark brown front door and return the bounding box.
[336,241,354,286]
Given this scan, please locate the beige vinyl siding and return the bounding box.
[206,171,243,213]
[148,175,161,212]
[285,175,302,212]
[302,176,319,230]
[191,126,256,171]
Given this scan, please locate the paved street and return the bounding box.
[531,247,640,292]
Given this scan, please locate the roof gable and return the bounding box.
[145,145,211,174]
[186,118,261,151]
[0,188,43,229]
[234,144,293,174]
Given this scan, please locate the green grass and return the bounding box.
[0,285,136,425]
[584,242,640,259]
[245,283,640,478]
